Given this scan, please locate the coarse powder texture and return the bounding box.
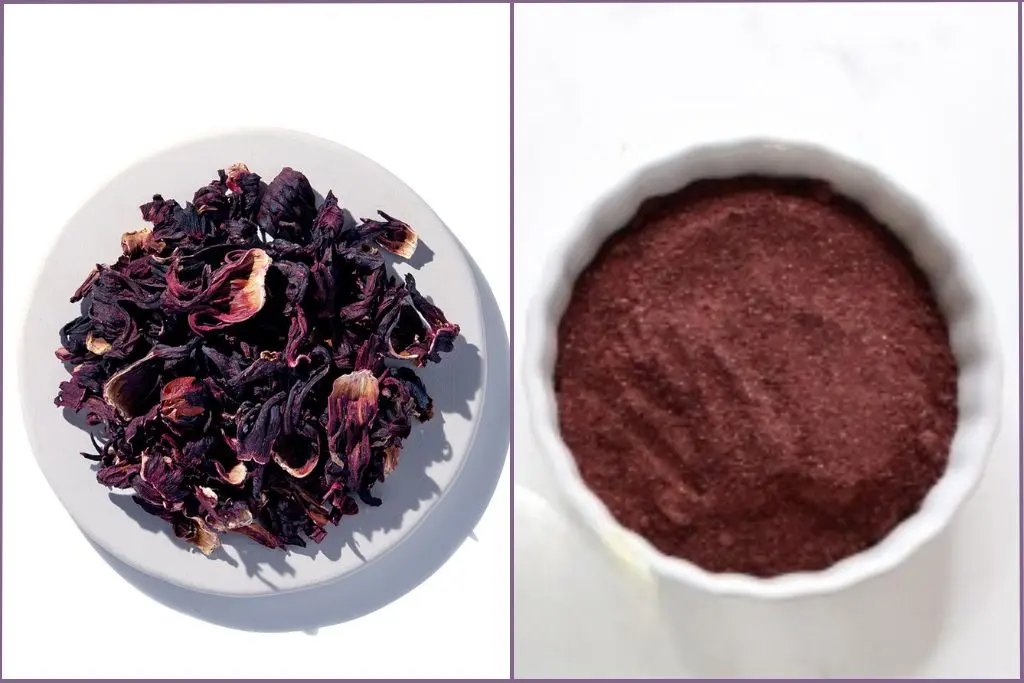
[555,176,958,577]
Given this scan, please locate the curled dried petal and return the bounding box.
[272,437,320,479]
[233,522,284,549]
[225,163,251,193]
[208,503,254,531]
[159,376,209,434]
[214,461,248,486]
[97,463,140,488]
[195,487,254,532]
[284,311,310,367]
[120,226,163,256]
[185,248,272,332]
[384,274,461,367]
[140,194,179,227]
[185,516,221,556]
[373,211,418,259]
[311,191,353,243]
[236,391,285,465]
[55,378,88,411]
[383,444,401,477]
[102,353,162,418]
[86,332,113,356]
[327,370,379,487]
[256,167,317,242]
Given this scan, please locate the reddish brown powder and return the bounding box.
[555,176,958,577]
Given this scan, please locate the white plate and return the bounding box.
[21,128,487,596]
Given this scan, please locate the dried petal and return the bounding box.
[272,435,320,479]
[159,376,208,434]
[120,226,162,256]
[182,248,272,332]
[284,311,310,367]
[236,391,285,465]
[185,516,221,556]
[86,332,113,356]
[194,488,254,532]
[97,463,140,488]
[233,522,284,549]
[225,163,251,193]
[256,167,317,242]
[102,353,162,418]
[214,461,248,486]
[208,503,254,531]
[327,370,379,487]
[311,191,354,243]
[55,378,88,411]
[372,211,418,259]
[383,444,401,477]
[384,274,461,367]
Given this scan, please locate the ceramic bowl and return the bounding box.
[524,138,1002,599]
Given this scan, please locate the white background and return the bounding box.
[514,2,1019,678]
[3,4,510,679]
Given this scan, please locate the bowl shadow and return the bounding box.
[654,526,953,677]
[79,244,509,631]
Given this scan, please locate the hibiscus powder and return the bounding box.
[555,176,958,577]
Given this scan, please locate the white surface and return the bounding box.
[525,139,1003,600]
[3,4,509,679]
[513,485,678,678]
[514,3,1020,678]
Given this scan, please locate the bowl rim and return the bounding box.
[523,136,1003,600]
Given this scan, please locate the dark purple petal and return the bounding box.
[97,463,140,488]
[326,370,379,488]
[256,167,317,242]
[364,211,418,259]
[102,352,163,418]
[163,248,272,333]
[236,391,286,465]
[55,379,88,411]
[382,274,461,367]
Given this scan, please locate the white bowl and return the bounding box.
[524,138,1002,600]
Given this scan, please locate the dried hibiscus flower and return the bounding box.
[55,164,458,556]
